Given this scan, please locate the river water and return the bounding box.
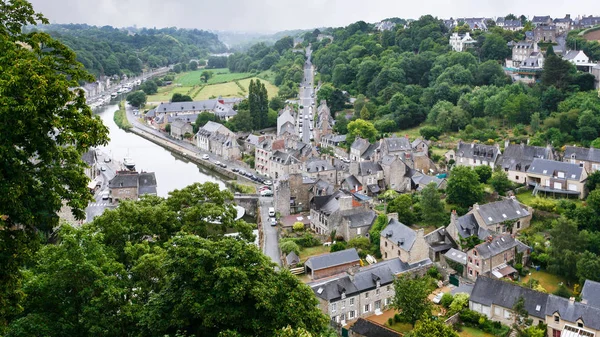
[94,103,226,197]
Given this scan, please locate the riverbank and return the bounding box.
[113,101,132,130]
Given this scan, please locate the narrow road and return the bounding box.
[299,47,314,144]
[260,196,281,267]
[85,151,119,222]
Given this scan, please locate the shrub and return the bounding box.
[394,313,401,323]
[296,233,320,247]
[293,222,305,231]
[459,309,482,325]
[330,241,347,253]
[427,266,443,280]
[553,284,571,298]
[279,240,300,255]
[387,318,394,326]
[440,293,454,308]
[530,197,557,213]
[420,126,441,140]
[449,293,470,314]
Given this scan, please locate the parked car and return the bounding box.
[264,180,273,186]
[104,157,111,163]
[432,293,444,304]
[202,154,209,160]
[100,191,109,200]
[214,161,221,166]
[259,186,271,192]
[268,207,275,216]
[232,167,239,172]
[269,217,277,226]
[260,190,273,197]
[100,166,106,172]
[219,163,227,168]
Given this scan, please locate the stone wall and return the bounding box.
[233,195,258,217]
[274,179,291,216]
[311,261,360,280]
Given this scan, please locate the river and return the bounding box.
[94,103,226,197]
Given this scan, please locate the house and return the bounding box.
[470,277,549,327]
[465,234,529,281]
[338,210,377,242]
[455,141,501,169]
[310,190,375,240]
[82,149,98,180]
[350,138,379,162]
[470,277,600,337]
[320,134,347,148]
[380,216,430,264]
[277,107,296,136]
[379,155,412,193]
[509,41,537,68]
[503,19,523,31]
[526,158,588,199]
[449,32,476,52]
[411,138,430,153]
[408,170,447,191]
[577,15,600,28]
[564,146,600,173]
[196,121,234,151]
[532,16,552,26]
[305,248,360,280]
[341,175,363,194]
[350,318,400,337]
[498,143,554,184]
[554,15,572,32]
[380,136,412,158]
[534,25,557,43]
[374,20,397,32]
[314,101,333,142]
[305,157,338,185]
[243,134,267,153]
[209,132,241,160]
[108,171,157,202]
[268,150,301,179]
[349,161,385,195]
[170,119,193,140]
[310,257,432,324]
[563,50,591,66]
[447,198,533,242]
[581,280,600,308]
[152,100,238,124]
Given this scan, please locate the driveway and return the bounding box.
[260,196,281,266]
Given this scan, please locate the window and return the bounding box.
[517,221,521,229]
[331,303,337,312]
[397,250,401,256]
[469,257,472,264]
[342,300,346,309]
[387,285,391,292]
[578,322,584,328]
[364,304,370,313]
[349,311,355,319]
[385,241,387,247]
[516,175,519,181]
[365,292,369,299]
[473,251,477,256]
[384,252,388,258]
[554,315,560,323]
[476,260,480,267]
[357,228,361,235]
[376,289,380,295]
[469,268,473,276]
[375,300,381,310]
[385,298,391,305]
[350,298,355,306]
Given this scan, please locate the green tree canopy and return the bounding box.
[347,119,378,144]
[171,93,193,102]
[126,90,147,107]
[446,166,484,209]
[392,275,433,327]
[387,194,417,225]
[420,183,447,226]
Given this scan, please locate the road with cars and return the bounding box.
[299,47,315,144]
[85,151,119,223]
[259,196,281,267]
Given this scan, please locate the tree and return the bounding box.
[330,241,347,253]
[140,235,328,336]
[586,171,600,192]
[474,165,493,183]
[280,240,300,255]
[420,126,441,140]
[269,96,285,111]
[392,275,432,327]
[0,4,110,326]
[481,34,511,61]
[201,70,214,83]
[347,119,377,145]
[542,54,575,90]
[248,79,269,130]
[360,105,372,120]
[189,60,198,71]
[405,316,459,337]
[171,93,193,102]
[347,236,371,253]
[576,251,600,283]
[316,83,334,105]
[489,170,513,195]
[420,183,447,226]
[446,166,484,208]
[194,112,217,132]
[368,214,388,258]
[334,114,349,134]
[387,194,417,225]
[548,217,585,279]
[448,293,469,314]
[127,90,147,107]
[140,80,158,95]
[292,222,304,231]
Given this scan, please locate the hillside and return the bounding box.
[29,24,227,77]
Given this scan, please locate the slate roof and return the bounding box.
[546,295,600,330]
[457,142,500,162]
[156,100,218,114]
[532,16,551,24]
[138,172,157,195]
[321,134,346,143]
[500,144,552,172]
[358,161,383,176]
[198,121,225,137]
[306,157,335,173]
[473,234,521,260]
[471,277,549,319]
[351,137,370,154]
[109,172,138,189]
[170,119,189,130]
[380,218,416,250]
[445,248,468,265]
[341,209,377,228]
[454,213,491,240]
[270,150,299,166]
[279,121,296,136]
[564,146,600,163]
[382,137,411,153]
[286,251,300,266]
[475,199,530,226]
[362,143,380,160]
[305,248,360,271]
[245,134,264,147]
[313,179,336,196]
[351,319,400,337]
[342,175,362,189]
[527,158,584,180]
[411,172,445,190]
[504,19,523,28]
[82,150,96,166]
[581,280,600,309]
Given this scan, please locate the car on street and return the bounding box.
[100,191,109,200]
[232,167,239,172]
[219,162,227,168]
[268,207,275,216]
[214,160,221,166]
[259,185,271,191]
[100,166,106,172]
[260,189,273,197]
[432,293,445,304]
[104,157,111,163]
[342,158,350,163]
[269,217,277,226]
[264,180,273,186]
[202,154,209,160]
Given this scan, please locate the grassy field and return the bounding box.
[113,100,132,130]
[147,86,192,102]
[238,77,279,96]
[521,270,571,294]
[193,82,244,100]
[298,245,330,261]
[458,326,495,337]
[177,68,253,86]
[386,321,413,333]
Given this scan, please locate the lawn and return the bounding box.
[458,326,495,337]
[238,77,279,97]
[177,68,253,86]
[193,81,246,100]
[386,321,413,333]
[515,189,537,207]
[147,86,191,102]
[520,269,571,294]
[299,245,330,261]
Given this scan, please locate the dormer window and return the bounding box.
[554,315,560,323]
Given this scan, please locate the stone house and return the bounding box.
[534,25,557,43]
[350,138,379,162]
[380,216,430,264]
[498,143,554,184]
[315,102,333,143]
[464,234,529,281]
[243,134,267,153]
[554,15,572,32]
[409,171,447,191]
[510,41,536,68]
[470,277,600,337]
[379,155,411,193]
[305,157,338,185]
[455,141,501,169]
[349,161,385,195]
[341,175,363,194]
[209,132,241,160]
[170,119,193,140]
[268,150,302,180]
[532,15,552,26]
[564,146,600,173]
[526,158,588,199]
[380,136,412,158]
[196,121,234,152]
[310,258,432,325]
[411,138,430,153]
[446,198,533,243]
[286,174,318,213]
[108,171,157,203]
[305,248,360,280]
[503,19,523,31]
[321,134,347,148]
[338,210,377,242]
[255,139,285,177]
[82,150,98,180]
[309,190,374,240]
[277,107,295,135]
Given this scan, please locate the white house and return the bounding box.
[449,32,476,52]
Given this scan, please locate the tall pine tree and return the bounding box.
[248,79,269,130]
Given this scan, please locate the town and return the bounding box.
[4,1,600,336]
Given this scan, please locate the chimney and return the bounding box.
[474,203,480,210]
[504,139,509,149]
[387,213,399,222]
[451,210,458,224]
[339,195,353,211]
[569,297,575,304]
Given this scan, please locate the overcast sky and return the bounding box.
[28,0,598,33]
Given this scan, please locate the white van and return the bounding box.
[268,207,275,217]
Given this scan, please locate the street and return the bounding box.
[85,151,119,222]
[299,47,315,144]
[259,196,281,267]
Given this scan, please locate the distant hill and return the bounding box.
[216,29,313,51]
[28,24,227,77]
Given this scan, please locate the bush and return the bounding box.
[427,266,443,280]
[553,284,571,298]
[394,313,401,323]
[459,309,482,325]
[296,233,320,247]
[293,222,305,231]
[279,240,300,255]
[330,241,347,253]
[387,318,394,326]
[530,197,557,213]
[440,293,454,308]
[420,126,441,140]
[449,293,470,314]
